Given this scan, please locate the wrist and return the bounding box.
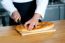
[12,10,18,14]
[32,13,42,20]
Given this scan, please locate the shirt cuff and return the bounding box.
[35,0,48,19]
[35,7,45,18]
[1,0,17,16]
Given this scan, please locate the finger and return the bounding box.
[35,22,38,28]
[15,18,18,22]
[15,15,21,22]
[19,16,21,21]
[28,23,35,30]
[24,21,30,29]
[11,16,17,22]
[17,14,21,21]
[15,17,19,22]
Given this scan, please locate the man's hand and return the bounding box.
[24,13,41,30]
[11,11,21,22]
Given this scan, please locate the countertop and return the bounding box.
[0,20,65,43]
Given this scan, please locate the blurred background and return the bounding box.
[0,0,65,26]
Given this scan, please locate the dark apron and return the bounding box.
[9,0,36,25]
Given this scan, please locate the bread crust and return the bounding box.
[15,22,55,35]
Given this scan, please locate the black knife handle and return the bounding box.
[17,19,21,24]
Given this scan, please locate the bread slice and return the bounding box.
[15,22,56,36]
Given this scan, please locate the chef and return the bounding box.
[1,0,48,30]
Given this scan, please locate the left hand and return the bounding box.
[24,13,41,30]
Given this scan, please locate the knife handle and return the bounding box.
[17,19,21,24]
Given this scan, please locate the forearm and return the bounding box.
[35,0,49,18]
[1,0,17,16]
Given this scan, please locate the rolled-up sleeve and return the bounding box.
[35,0,49,18]
[1,0,17,16]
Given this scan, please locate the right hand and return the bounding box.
[11,11,21,22]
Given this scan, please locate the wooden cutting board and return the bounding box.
[15,22,56,36]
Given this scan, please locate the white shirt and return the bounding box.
[1,0,48,18]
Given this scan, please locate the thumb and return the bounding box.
[24,21,30,29]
